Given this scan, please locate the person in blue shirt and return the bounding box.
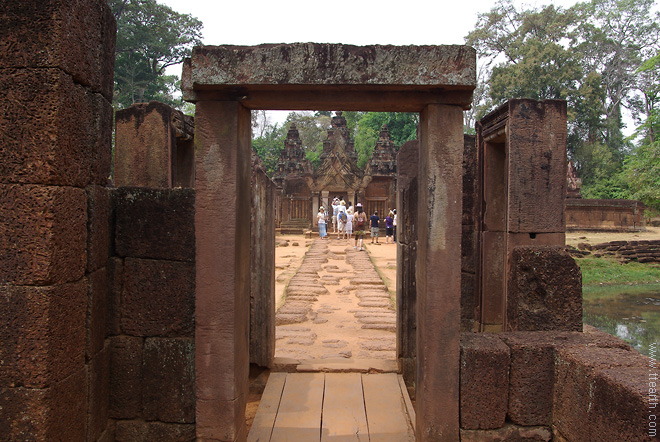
[370,210,380,244]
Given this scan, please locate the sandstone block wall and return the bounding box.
[0,1,115,440]
[114,102,195,189]
[566,198,645,232]
[459,329,651,442]
[108,188,196,439]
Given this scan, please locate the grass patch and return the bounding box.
[575,255,660,286]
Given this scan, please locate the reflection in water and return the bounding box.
[583,285,660,359]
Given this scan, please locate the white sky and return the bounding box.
[159,0,588,125]
[160,0,582,47]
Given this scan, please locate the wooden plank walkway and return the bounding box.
[248,373,415,442]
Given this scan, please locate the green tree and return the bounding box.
[108,0,202,109]
[353,112,418,168]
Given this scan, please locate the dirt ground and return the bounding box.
[565,227,660,247]
[274,231,398,362]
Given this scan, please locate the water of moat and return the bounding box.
[583,283,660,358]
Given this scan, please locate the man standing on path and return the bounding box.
[370,210,381,244]
[331,197,339,233]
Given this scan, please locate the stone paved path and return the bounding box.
[274,238,396,361]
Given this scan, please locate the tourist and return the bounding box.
[331,197,340,233]
[317,206,328,239]
[345,208,354,239]
[337,200,348,239]
[385,211,394,244]
[370,210,380,244]
[354,203,368,250]
[392,209,397,242]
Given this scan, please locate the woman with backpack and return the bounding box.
[353,203,368,250]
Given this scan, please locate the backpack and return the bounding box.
[339,211,347,223]
[356,214,366,229]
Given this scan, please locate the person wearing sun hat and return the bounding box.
[317,206,328,239]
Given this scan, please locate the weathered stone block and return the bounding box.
[0,367,87,441]
[0,184,87,285]
[113,187,195,262]
[106,257,123,337]
[461,273,476,332]
[115,102,176,188]
[506,99,567,233]
[461,224,477,274]
[86,185,110,273]
[109,336,143,419]
[0,69,96,187]
[87,267,108,360]
[115,420,196,442]
[89,95,114,186]
[142,338,195,423]
[0,280,86,388]
[499,330,632,427]
[87,342,110,442]
[462,134,477,226]
[507,246,582,331]
[183,44,476,109]
[554,346,650,442]
[460,423,552,442]
[460,333,510,430]
[498,333,556,426]
[121,258,195,337]
[0,0,116,97]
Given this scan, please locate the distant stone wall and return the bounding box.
[459,328,650,442]
[566,198,645,232]
[108,188,196,440]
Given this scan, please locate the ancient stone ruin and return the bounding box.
[274,111,398,231]
[0,1,655,441]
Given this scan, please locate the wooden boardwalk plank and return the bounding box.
[321,373,368,441]
[271,372,325,442]
[362,373,415,442]
[248,372,287,442]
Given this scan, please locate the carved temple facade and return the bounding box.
[273,112,398,227]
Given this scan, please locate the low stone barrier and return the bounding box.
[459,327,651,441]
[569,239,660,263]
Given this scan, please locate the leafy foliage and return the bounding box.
[108,0,202,109]
[466,0,660,201]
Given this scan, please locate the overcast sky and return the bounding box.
[159,0,584,124]
[159,0,582,47]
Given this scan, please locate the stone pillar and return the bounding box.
[348,191,356,208]
[250,166,276,368]
[195,101,251,441]
[416,104,463,441]
[0,1,115,441]
[312,193,320,220]
[321,190,330,211]
[396,140,419,387]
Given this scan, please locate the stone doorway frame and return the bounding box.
[182,43,475,442]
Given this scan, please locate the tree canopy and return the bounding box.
[466,0,660,206]
[108,0,202,109]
